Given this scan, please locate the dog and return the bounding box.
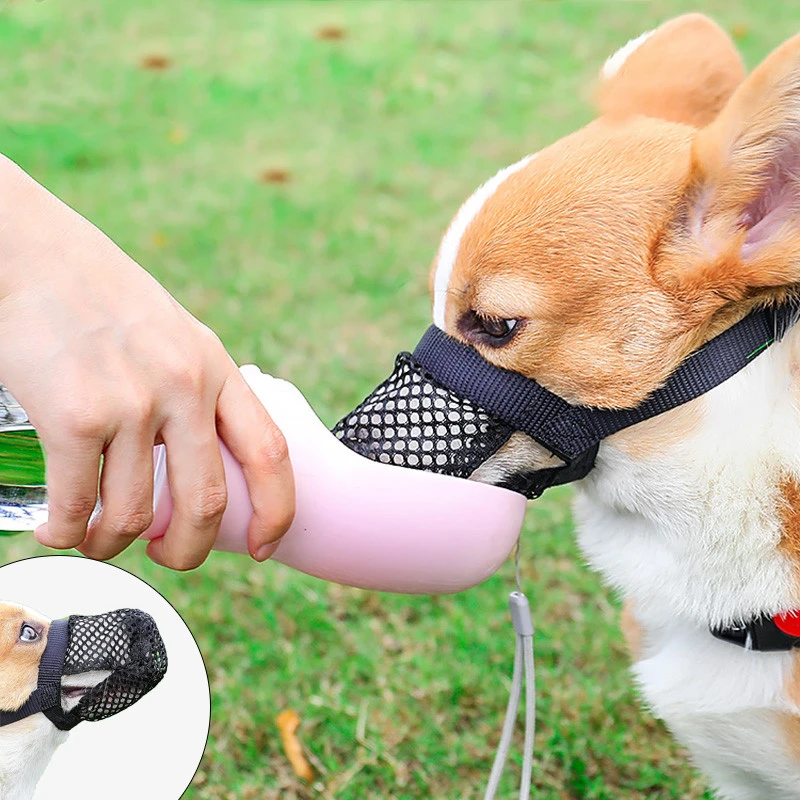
[428,14,800,799]
[0,601,110,800]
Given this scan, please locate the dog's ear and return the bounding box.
[655,33,800,315]
[597,14,745,127]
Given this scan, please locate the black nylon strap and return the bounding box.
[413,300,800,462]
[0,618,69,728]
[42,617,81,731]
[574,301,800,452]
[413,328,580,462]
[43,699,80,731]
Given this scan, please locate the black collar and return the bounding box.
[712,613,800,652]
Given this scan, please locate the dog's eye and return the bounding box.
[19,624,40,643]
[481,317,518,338]
[458,310,522,347]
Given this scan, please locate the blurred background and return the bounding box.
[2,1,798,798]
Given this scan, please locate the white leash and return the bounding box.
[484,542,536,800]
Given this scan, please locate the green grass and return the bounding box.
[1,1,799,797]
[0,430,46,487]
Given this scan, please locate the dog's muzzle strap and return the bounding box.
[414,298,800,463]
[414,326,583,462]
[335,299,800,501]
[0,618,69,728]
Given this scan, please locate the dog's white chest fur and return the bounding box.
[574,330,800,799]
[0,715,68,800]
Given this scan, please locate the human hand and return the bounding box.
[0,155,295,569]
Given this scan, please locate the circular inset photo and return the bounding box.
[0,555,210,800]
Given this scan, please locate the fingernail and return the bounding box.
[254,544,275,562]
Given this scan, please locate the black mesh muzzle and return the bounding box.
[333,304,800,500]
[0,608,167,732]
[46,609,168,730]
[333,352,516,479]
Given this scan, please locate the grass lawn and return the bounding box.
[2,1,799,797]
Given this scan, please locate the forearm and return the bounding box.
[0,157,294,568]
[0,155,67,295]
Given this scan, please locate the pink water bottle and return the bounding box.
[143,366,527,594]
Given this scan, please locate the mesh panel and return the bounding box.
[64,609,168,723]
[333,353,515,479]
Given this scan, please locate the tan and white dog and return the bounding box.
[0,601,109,800]
[430,14,800,800]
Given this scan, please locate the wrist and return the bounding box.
[0,154,34,217]
[0,155,59,296]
